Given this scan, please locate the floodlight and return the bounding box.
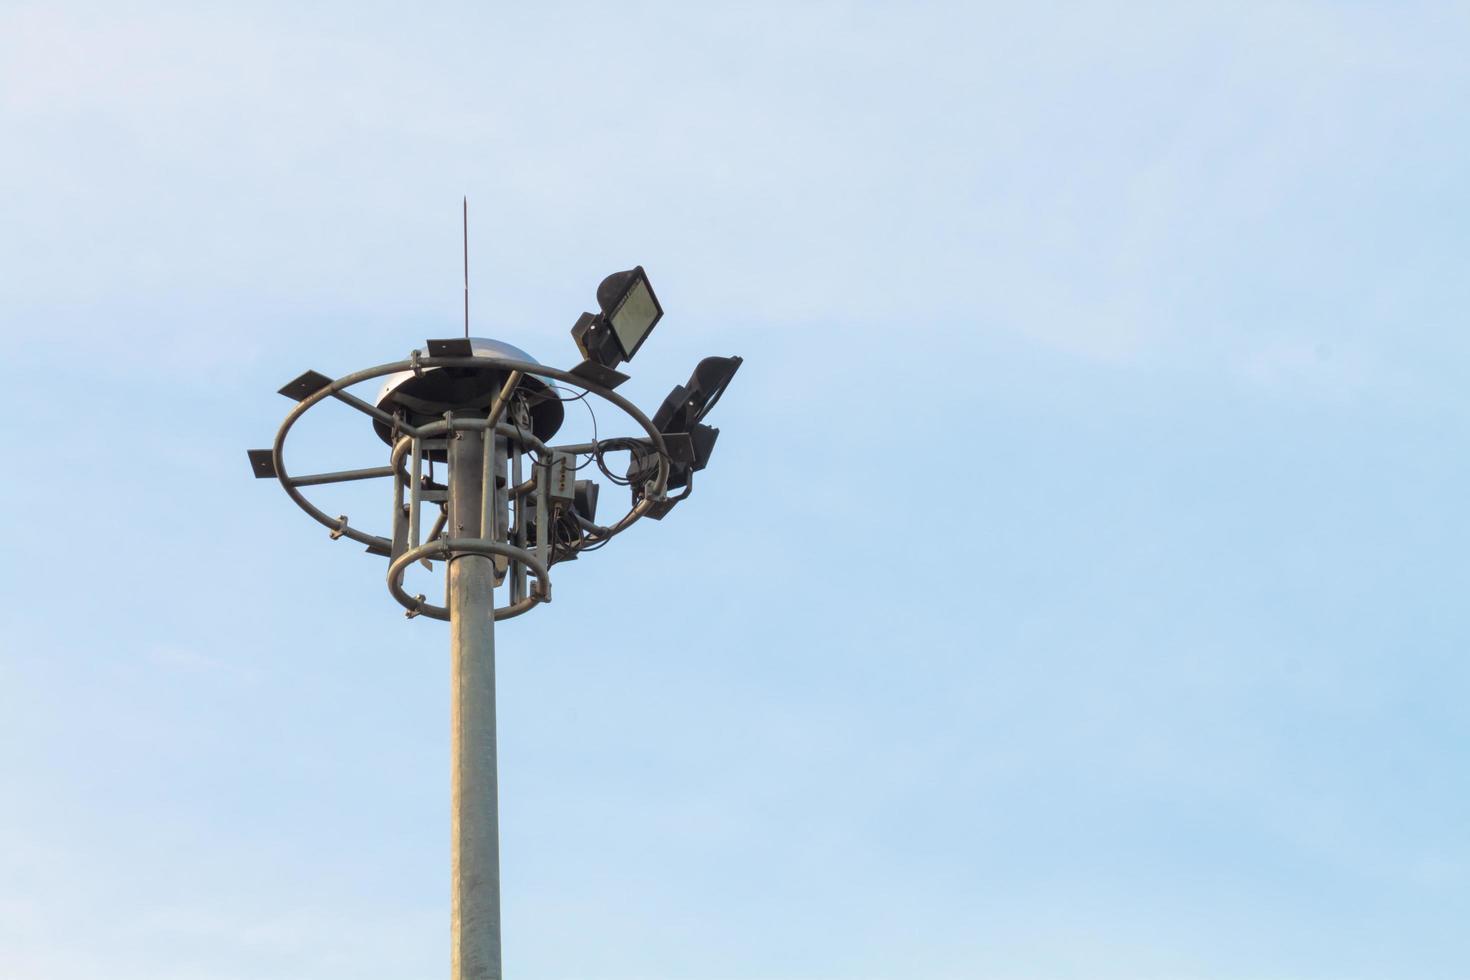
[596,266,662,359]
[570,266,663,369]
[640,424,718,476]
[529,479,602,565]
[574,480,599,523]
[651,355,743,434]
[688,423,720,471]
[569,311,618,369]
[626,452,688,494]
[631,356,741,497]
[657,426,718,489]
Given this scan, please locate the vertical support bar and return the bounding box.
[409,435,423,551]
[391,453,407,559]
[448,421,501,980]
[510,443,525,604]
[534,458,549,591]
[480,424,495,542]
[493,434,509,584]
[479,427,508,586]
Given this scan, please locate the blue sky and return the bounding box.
[3,2,1470,977]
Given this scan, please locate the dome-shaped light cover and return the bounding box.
[371,337,566,449]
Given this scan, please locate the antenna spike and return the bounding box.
[463,196,469,339]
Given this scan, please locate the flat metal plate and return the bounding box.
[247,449,277,479]
[278,369,333,402]
[427,338,475,358]
[569,358,630,390]
[363,540,392,557]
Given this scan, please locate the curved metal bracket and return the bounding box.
[387,537,551,622]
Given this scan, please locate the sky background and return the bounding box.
[3,2,1469,978]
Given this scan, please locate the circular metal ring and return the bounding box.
[271,353,670,565]
[387,538,552,622]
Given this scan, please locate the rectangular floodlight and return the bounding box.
[595,266,663,361]
[689,423,720,471]
[660,431,696,464]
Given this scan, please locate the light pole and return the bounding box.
[447,418,500,978]
[250,272,741,979]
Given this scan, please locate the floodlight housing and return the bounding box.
[632,355,740,496]
[570,311,620,370]
[525,478,603,566]
[688,422,720,472]
[627,424,718,492]
[651,355,743,434]
[570,266,663,369]
[574,480,599,523]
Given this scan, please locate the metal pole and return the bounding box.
[448,418,501,980]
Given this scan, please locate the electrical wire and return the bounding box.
[526,381,603,471]
[501,379,677,557]
[535,382,672,491]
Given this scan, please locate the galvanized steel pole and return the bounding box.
[448,420,502,979]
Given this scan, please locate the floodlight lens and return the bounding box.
[610,278,659,358]
[596,266,663,360]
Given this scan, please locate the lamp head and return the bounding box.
[596,266,662,360]
[571,265,664,370]
[629,354,741,501]
[652,355,743,434]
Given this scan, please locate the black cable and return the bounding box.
[536,381,603,472]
